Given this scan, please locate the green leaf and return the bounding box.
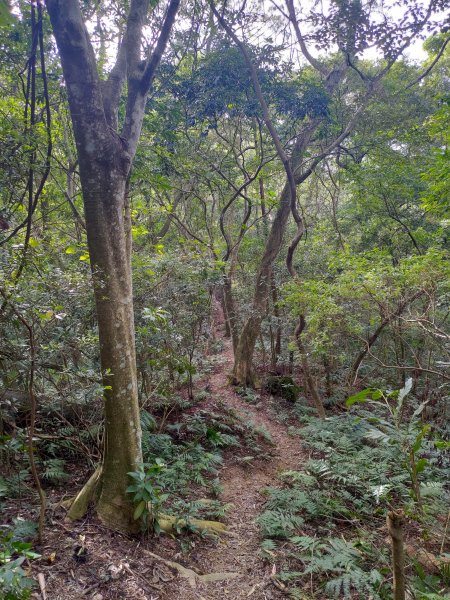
[412,425,430,454]
[153,519,161,535]
[133,500,146,520]
[39,310,54,321]
[415,458,428,474]
[435,440,450,450]
[346,388,382,406]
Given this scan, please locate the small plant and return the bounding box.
[127,460,169,533]
[41,458,70,484]
[236,386,261,404]
[346,378,443,515]
[283,536,386,599]
[266,376,300,403]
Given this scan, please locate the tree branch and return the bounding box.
[45,0,112,157]
[121,0,181,156]
[350,289,425,384]
[102,35,128,129]
[405,35,450,89]
[141,0,181,93]
[285,0,329,77]
[210,0,299,266]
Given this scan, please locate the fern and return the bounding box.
[0,470,30,498]
[6,518,37,542]
[258,407,450,599]
[42,458,69,483]
[324,567,384,599]
[257,509,304,538]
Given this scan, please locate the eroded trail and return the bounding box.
[162,332,305,600]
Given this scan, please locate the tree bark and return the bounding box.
[223,272,240,354]
[222,246,242,355]
[83,172,142,531]
[270,278,281,370]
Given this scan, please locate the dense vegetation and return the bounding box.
[0,0,449,598]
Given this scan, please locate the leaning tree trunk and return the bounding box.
[231,120,320,386]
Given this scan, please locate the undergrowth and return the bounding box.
[258,387,450,600]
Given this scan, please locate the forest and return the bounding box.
[0,0,449,598]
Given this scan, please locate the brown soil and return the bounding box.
[26,326,305,600]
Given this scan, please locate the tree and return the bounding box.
[211,0,447,386]
[44,0,180,532]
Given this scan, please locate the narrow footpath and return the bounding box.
[162,330,305,600]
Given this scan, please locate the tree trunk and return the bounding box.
[232,183,291,385]
[232,314,263,386]
[82,170,142,531]
[219,285,232,339]
[387,510,406,600]
[231,119,320,386]
[223,272,240,355]
[270,278,281,370]
[295,316,325,418]
[64,163,142,531]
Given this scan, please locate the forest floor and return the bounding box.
[26,321,305,600]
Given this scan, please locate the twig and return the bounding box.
[38,572,47,599]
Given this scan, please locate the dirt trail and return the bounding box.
[161,332,305,600]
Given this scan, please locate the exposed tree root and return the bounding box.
[67,466,102,520]
[142,549,239,588]
[64,471,227,537]
[405,544,450,574]
[157,514,227,536]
